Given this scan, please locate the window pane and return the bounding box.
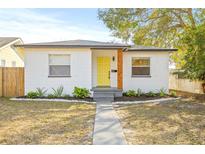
[132,67,150,75]
[132,58,150,66]
[49,55,70,65]
[1,60,6,67]
[49,65,70,76]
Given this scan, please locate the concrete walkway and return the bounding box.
[93,102,127,145]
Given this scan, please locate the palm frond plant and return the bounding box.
[158,88,167,97]
[52,86,64,98]
[36,87,47,97]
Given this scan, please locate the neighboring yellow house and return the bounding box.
[0,37,24,67]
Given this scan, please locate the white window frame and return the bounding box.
[1,59,6,67]
[48,54,71,77]
[131,57,151,77]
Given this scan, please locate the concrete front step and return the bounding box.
[93,92,114,102]
[93,92,114,97]
[92,87,123,102]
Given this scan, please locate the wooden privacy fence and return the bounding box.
[0,67,24,97]
[169,74,204,94]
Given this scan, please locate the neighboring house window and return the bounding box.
[12,61,16,67]
[49,54,71,77]
[132,57,150,76]
[1,60,6,67]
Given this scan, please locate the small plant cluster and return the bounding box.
[48,86,65,98]
[26,86,90,99]
[72,87,90,98]
[27,87,47,99]
[123,88,170,97]
[123,89,143,97]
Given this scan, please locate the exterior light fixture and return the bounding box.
[112,56,115,61]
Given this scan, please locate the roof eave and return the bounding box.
[126,48,178,52]
[14,45,131,49]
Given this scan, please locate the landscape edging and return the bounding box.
[10,98,96,104]
[112,97,181,105]
[10,97,180,104]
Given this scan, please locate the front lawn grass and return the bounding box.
[115,98,205,144]
[0,98,95,144]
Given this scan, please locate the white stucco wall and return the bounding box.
[25,48,92,95]
[123,51,170,93]
[25,48,170,95]
[92,49,117,87]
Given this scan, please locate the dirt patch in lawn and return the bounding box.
[0,98,96,144]
[114,98,205,144]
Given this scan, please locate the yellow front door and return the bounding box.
[97,57,110,86]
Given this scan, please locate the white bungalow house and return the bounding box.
[0,37,24,67]
[15,40,177,101]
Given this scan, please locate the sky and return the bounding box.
[0,8,120,43]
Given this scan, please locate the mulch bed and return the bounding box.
[17,96,94,102]
[17,96,177,102]
[114,95,175,102]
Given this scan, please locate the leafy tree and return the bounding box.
[98,9,204,46]
[98,8,205,80]
[181,24,205,80]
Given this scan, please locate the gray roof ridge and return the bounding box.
[16,39,129,46]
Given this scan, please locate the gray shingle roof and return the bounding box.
[15,39,177,51]
[0,37,20,48]
[16,39,130,48]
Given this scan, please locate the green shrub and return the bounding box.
[169,91,177,97]
[36,87,47,97]
[124,90,137,97]
[158,88,167,97]
[72,87,90,98]
[146,91,157,97]
[51,86,64,97]
[27,91,39,99]
[136,88,143,97]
